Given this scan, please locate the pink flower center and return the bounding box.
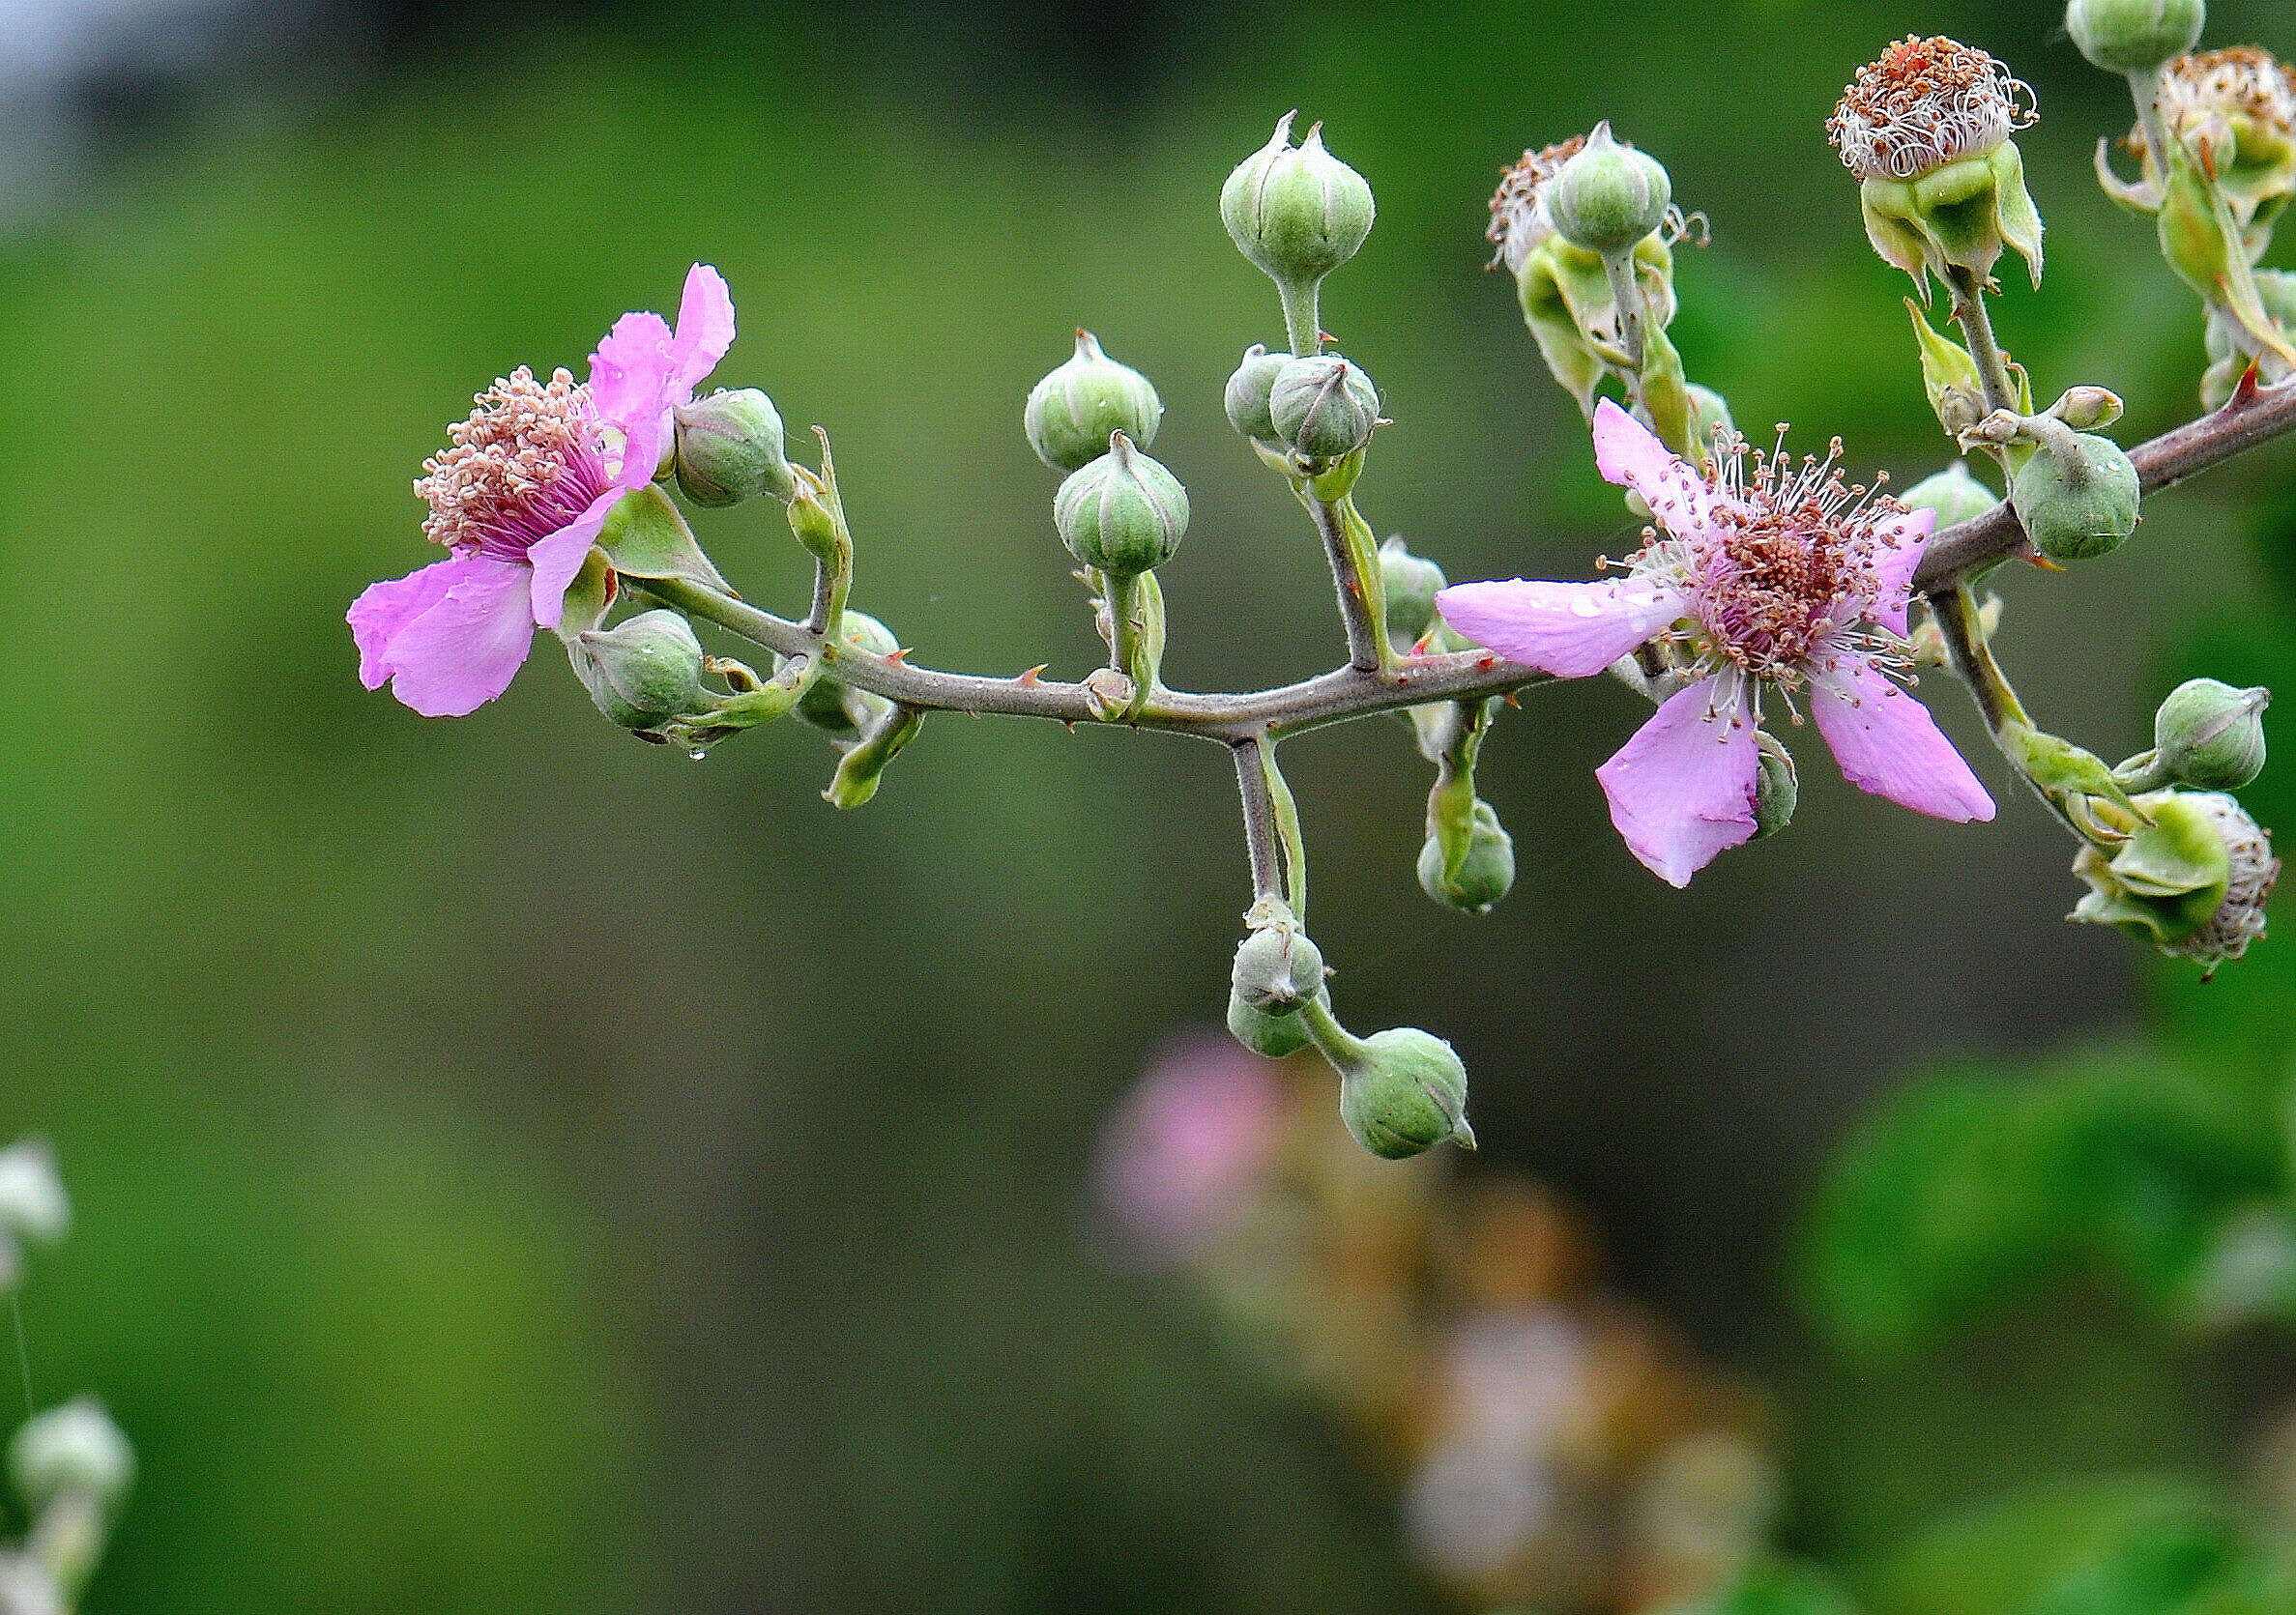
[415,366,612,562]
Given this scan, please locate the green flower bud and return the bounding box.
[1379,535,1447,651]
[1754,731,1798,840]
[673,388,795,507]
[1023,331,1162,474]
[2152,678,2271,790]
[1223,344,1291,443]
[1901,462,2004,529]
[1268,354,1380,462]
[2047,386,2125,431]
[1548,123,1672,257]
[1221,112,1376,293]
[1684,384,1736,464]
[1053,434,1188,578]
[1417,800,1515,913]
[2073,790,2277,971]
[1227,988,1319,1058]
[795,609,900,738]
[1231,920,1324,1015]
[1330,1027,1473,1161]
[2012,430,2141,561]
[0,1141,67,1249]
[11,1399,132,1512]
[2066,0,2205,76]
[574,610,712,729]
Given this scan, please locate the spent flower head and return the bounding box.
[2144,47,2296,236]
[1487,136,1586,275]
[1438,402,1993,886]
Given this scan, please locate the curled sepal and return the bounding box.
[2203,271,2296,407]
[550,546,618,643]
[1512,231,1675,415]
[825,704,925,809]
[2072,790,2280,974]
[1906,300,1988,439]
[1301,1004,1474,1161]
[2006,722,2151,843]
[1753,731,1798,840]
[1860,141,2044,299]
[596,481,733,592]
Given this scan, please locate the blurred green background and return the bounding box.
[1,0,2293,1608]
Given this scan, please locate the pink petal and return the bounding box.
[349,558,461,690]
[1869,505,1934,637]
[665,263,735,401]
[525,487,624,630]
[358,554,537,717]
[1591,397,1717,532]
[589,309,677,488]
[1810,656,1994,822]
[1594,677,1762,887]
[1436,577,1686,678]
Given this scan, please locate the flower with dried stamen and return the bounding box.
[2141,47,2296,240]
[1830,37,2045,294]
[349,264,736,716]
[2073,790,2278,973]
[1437,401,1993,886]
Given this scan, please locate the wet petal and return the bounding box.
[1436,577,1686,678]
[525,488,625,630]
[1593,677,1761,887]
[1869,505,1934,637]
[665,263,735,401]
[590,309,676,486]
[1591,397,1716,532]
[1811,656,1994,822]
[359,554,537,717]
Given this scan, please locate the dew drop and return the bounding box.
[686,748,708,762]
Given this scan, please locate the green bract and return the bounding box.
[1053,434,1189,578]
[673,388,795,507]
[2071,790,2278,971]
[1512,231,1675,414]
[1023,331,1162,474]
[2065,0,2205,76]
[1548,123,1672,257]
[2012,431,2140,560]
[1220,113,1375,293]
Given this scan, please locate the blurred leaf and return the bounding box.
[1664,1557,1862,1615]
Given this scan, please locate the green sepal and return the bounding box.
[825,706,925,809]
[2072,793,2234,949]
[1905,299,1986,440]
[2004,723,2149,842]
[596,482,734,592]
[550,547,617,643]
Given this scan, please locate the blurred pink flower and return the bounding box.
[1090,1036,1286,1264]
[1439,401,1992,886]
[349,264,736,716]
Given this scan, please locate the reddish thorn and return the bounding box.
[2025,551,2067,572]
[1478,654,1499,669]
[1016,664,1049,687]
[886,647,913,664]
[1503,692,1522,708]
[1061,721,1076,734]
[2231,362,2264,410]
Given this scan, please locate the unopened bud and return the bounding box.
[1221,113,1376,293]
[0,1142,67,1249]
[574,611,711,728]
[1054,434,1189,578]
[796,609,900,738]
[1227,988,1318,1058]
[2153,678,2271,790]
[2012,431,2141,560]
[1331,1027,1474,1160]
[1223,345,1291,443]
[673,388,795,507]
[1269,354,1380,462]
[1549,123,1672,256]
[10,1400,131,1512]
[2048,386,2125,431]
[1754,732,1798,839]
[1024,331,1162,474]
[1379,536,1447,650]
[2066,0,2205,76]
[1231,919,1324,1015]
[1418,801,1515,913]
[1901,462,2003,529]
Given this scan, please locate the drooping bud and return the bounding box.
[1753,732,1799,840]
[1830,37,2045,295]
[1226,989,1318,1058]
[1223,345,1290,445]
[1054,434,1189,578]
[2073,789,2277,971]
[795,609,900,738]
[1231,917,1324,1015]
[1268,354,1381,463]
[1901,462,2004,528]
[1379,535,1447,650]
[0,1142,68,1250]
[2012,430,2141,560]
[2144,678,2271,790]
[10,1400,132,1513]
[1023,331,1163,474]
[1330,1027,1474,1160]
[1548,123,1672,257]
[572,610,712,730]
[1221,113,1376,295]
[1417,800,1515,913]
[673,388,796,507]
[2066,0,2206,77]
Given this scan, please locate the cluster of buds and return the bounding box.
[0,1142,132,1615]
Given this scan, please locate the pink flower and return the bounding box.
[349,264,737,717]
[1090,1035,1286,1266]
[1438,400,1994,886]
